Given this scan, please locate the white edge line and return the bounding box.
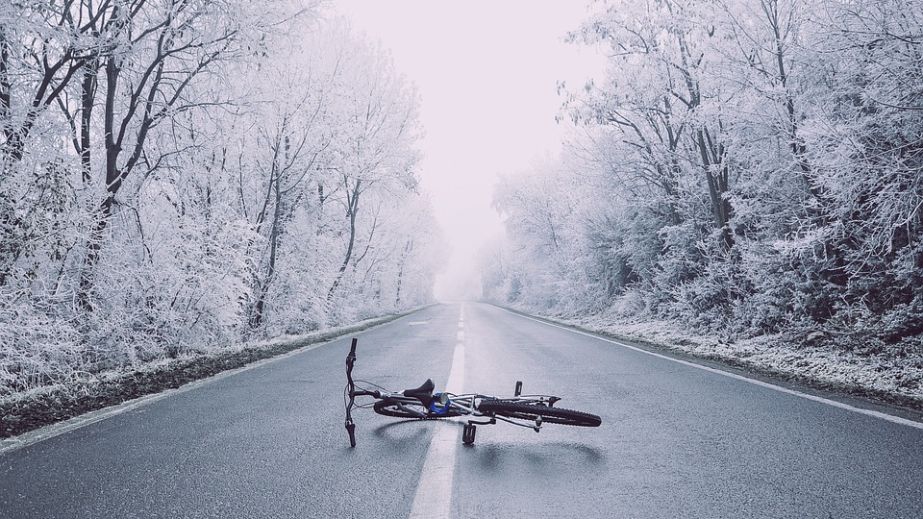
[498,307,923,431]
[0,310,424,456]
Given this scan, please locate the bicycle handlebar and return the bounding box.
[345,338,358,447]
[344,338,382,447]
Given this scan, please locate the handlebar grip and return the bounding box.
[346,338,357,380]
[346,422,356,447]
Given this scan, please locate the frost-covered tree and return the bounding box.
[0,5,443,397]
[484,0,923,348]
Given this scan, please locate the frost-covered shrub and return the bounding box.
[0,297,83,396]
[481,0,923,349]
[610,289,647,317]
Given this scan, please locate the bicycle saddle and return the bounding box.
[403,379,435,406]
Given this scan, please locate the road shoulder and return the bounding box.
[0,306,430,449]
[491,303,923,425]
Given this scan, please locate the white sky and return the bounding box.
[332,1,604,299]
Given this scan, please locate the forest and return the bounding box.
[3,0,923,412]
[481,0,923,386]
[0,0,442,399]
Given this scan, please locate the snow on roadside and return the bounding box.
[1,308,424,437]
[2,310,414,407]
[523,310,923,409]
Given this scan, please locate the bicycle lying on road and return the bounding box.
[343,338,601,446]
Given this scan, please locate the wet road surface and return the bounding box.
[2,303,922,518]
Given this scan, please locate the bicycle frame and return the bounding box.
[376,391,560,424]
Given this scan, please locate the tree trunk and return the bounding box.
[327,181,361,302]
[0,28,11,150]
[696,128,733,250]
[394,239,413,306]
[79,59,99,183]
[78,56,122,308]
[249,176,284,329]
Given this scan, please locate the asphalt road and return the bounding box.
[1,303,922,518]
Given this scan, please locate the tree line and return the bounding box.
[483,0,922,349]
[0,0,442,396]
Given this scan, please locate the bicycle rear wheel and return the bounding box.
[477,400,601,427]
[373,398,464,419]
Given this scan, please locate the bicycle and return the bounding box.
[343,338,601,446]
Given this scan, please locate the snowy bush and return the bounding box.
[481,0,923,351]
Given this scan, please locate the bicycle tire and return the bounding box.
[477,400,601,427]
[373,398,464,419]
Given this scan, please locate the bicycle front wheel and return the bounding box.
[477,400,601,427]
[373,398,464,419]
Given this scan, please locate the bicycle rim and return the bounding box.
[477,400,601,427]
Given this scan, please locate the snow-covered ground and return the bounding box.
[0,309,423,437]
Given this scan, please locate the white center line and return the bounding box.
[408,306,466,519]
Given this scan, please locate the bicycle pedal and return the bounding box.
[462,423,477,445]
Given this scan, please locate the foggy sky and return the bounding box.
[334,1,604,299]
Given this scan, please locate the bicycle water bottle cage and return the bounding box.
[403,379,435,407]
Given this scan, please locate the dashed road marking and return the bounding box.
[408,305,466,519]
